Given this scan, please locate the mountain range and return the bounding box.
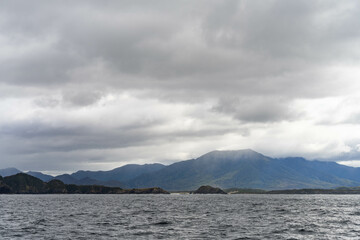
[0,173,169,194]
[2,149,360,191]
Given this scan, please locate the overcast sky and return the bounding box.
[1,0,360,173]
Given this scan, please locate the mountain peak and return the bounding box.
[199,149,265,160]
[209,148,259,154]
[0,168,22,177]
[1,167,21,171]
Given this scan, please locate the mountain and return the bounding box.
[0,173,169,194]
[26,171,53,182]
[0,176,12,193]
[0,168,22,177]
[0,169,54,182]
[53,174,79,184]
[70,163,165,183]
[53,174,124,187]
[3,149,360,191]
[126,149,360,191]
[1,163,165,188]
[1,173,47,193]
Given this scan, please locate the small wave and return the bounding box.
[298,228,315,234]
[350,211,360,216]
[338,219,352,224]
[34,219,46,225]
[133,231,154,236]
[153,221,172,226]
[96,222,111,226]
[272,229,286,234]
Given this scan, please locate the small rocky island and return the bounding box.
[0,173,169,194]
[192,185,227,194]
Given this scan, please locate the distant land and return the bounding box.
[2,173,360,195]
[2,149,360,191]
[0,173,169,194]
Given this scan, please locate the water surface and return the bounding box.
[1,194,360,239]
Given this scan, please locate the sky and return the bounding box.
[1,0,360,173]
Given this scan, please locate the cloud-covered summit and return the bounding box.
[1,0,360,172]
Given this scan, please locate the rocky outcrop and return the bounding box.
[193,185,227,194]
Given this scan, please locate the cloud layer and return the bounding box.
[1,0,360,172]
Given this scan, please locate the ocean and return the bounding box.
[1,194,360,239]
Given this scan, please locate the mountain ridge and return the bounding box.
[1,149,360,191]
[1,163,166,188]
[0,173,169,194]
[125,149,360,190]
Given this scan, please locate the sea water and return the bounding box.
[1,194,360,239]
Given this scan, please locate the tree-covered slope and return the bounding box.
[70,163,165,182]
[0,173,169,194]
[127,149,360,190]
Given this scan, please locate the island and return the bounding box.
[192,185,227,194]
[0,173,169,194]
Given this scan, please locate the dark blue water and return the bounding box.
[1,194,360,239]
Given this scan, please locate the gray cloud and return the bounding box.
[0,111,241,170]
[1,0,360,171]
[213,97,300,123]
[0,117,240,154]
[62,90,103,107]
[320,142,360,162]
[2,1,359,95]
[0,119,164,154]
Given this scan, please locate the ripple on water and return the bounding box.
[1,194,360,239]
